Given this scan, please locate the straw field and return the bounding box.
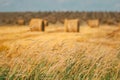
[0,24,120,80]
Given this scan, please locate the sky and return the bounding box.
[0,0,120,12]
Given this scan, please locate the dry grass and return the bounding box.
[0,24,120,80]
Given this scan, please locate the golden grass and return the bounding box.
[0,44,9,52]
[0,25,120,80]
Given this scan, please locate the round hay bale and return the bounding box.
[44,20,48,27]
[64,19,80,32]
[17,19,25,25]
[87,19,99,28]
[29,19,45,31]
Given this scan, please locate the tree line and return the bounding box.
[0,11,120,25]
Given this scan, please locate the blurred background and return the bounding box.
[0,0,120,25]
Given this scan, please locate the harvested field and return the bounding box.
[0,24,120,80]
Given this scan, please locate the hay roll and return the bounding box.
[29,19,45,31]
[17,19,25,25]
[87,19,99,28]
[44,20,48,27]
[64,19,80,32]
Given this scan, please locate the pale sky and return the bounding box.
[0,0,120,12]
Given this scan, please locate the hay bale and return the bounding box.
[17,19,25,25]
[64,19,80,32]
[87,19,99,28]
[44,20,48,27]
[29,19,45,31]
